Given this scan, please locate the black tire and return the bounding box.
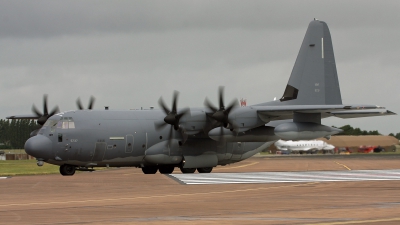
[142,166,158,174]
[159,166,174,174]
[197,167,213,173]
[180,167,196,174]
[60,164,76,176]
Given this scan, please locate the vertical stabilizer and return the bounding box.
[280,20,342,105]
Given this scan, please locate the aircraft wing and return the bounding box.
[6,114,40,120]
[254,104,388,121]
[330,110,396,119]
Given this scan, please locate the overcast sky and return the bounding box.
[0,0,399,134]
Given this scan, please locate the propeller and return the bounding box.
[32,95,60,125]
[76,96,95,110]
[155,91,190,145]
[204,86,239,143]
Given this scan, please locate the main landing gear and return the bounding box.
[141,166,213,174]
[197,167,213,173]
[60,164,76,176]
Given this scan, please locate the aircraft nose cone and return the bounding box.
[24,135,53,160]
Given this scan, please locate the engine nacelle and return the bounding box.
[274,122,342,140]
[144,140,182,165]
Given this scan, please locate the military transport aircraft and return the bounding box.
[7,20,396,176]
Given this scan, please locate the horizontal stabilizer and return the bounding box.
[255,104,385,122]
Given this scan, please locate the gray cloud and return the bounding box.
[0,0,399,134]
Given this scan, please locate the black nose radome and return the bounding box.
[24,135,53,160]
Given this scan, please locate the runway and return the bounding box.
[2,155,400,225]
[170,169,400,185]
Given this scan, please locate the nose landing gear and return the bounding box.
[60,164,76,176]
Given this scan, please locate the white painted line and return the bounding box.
[0,177,9,179]
[170,169,400,185]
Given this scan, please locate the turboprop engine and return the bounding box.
[274,122,342,140]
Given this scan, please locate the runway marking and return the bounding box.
[214,161,259,170]
[334,161,351,170]
[309,217,400,225]
[0,177,10,179]
[170,169,400,185]
[0,182,317,208]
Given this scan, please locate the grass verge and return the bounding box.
[0,160,59,176]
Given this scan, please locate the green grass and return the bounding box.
[0,160,60,176]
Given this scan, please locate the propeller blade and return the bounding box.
[172,90,179,113]
[179,127,188,144]
[77,96,96,110]
[176,107,190,121]
[204,97,218,112]
[154,120,168,131]
[43,95,48,116]
[225,98,239,115]
[49,106,60,117]
[88,96,95,109]
[32,104,42,117]
[217,126,226,145]
[166,125,173,148]
[218,86,225,110]
[158,97,170,115]
[76,98,84,110]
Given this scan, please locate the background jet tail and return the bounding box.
[280,20,342,105]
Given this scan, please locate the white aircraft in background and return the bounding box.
[274,139,335,154]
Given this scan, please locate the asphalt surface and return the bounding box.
[1,154,400,225]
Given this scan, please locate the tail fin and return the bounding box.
[280,20,342,105]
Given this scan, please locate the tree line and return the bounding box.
[0,119,41,149]
[336,125,381,136]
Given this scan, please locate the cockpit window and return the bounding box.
[43,119,58,127]
[58,117,75,129]
[43,119,59,133]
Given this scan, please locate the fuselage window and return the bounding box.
[58,133,63,142]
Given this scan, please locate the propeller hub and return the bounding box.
[164,114,177,125]
[212,111,226,123]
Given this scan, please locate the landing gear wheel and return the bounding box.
[197,167,213,173]
[142,166,158,174]
[60,164,76,176]
[180,167,196,174]
[159,166,175,174]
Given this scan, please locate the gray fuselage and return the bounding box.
[30,109,275,168]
